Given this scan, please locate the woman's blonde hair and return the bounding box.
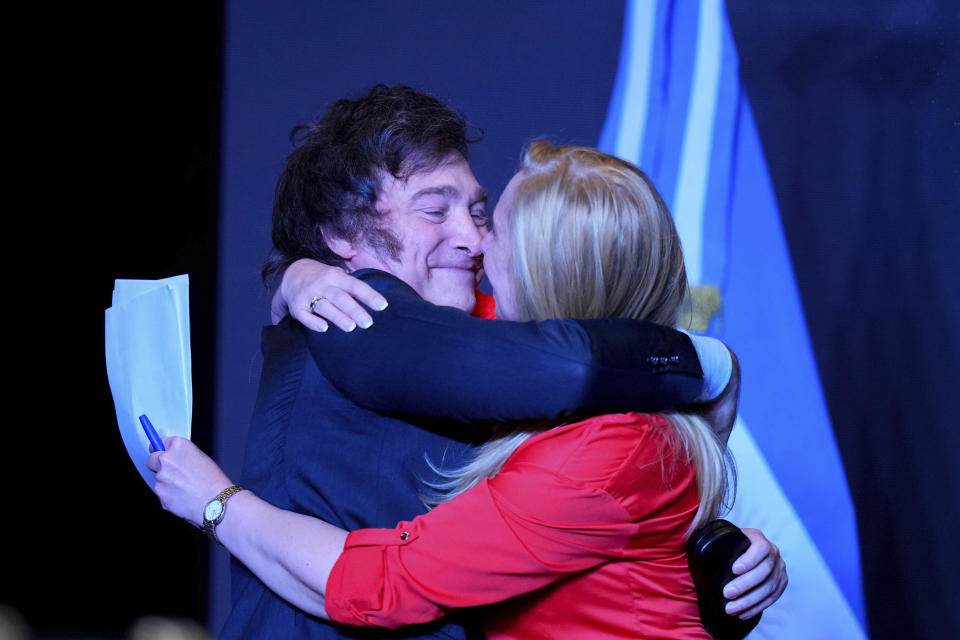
[426,141,731,536]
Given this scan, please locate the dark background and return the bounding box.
[12,1,957,638]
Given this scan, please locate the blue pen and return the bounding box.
[139,414,166,452]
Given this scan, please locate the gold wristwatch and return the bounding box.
[202,485,245,544]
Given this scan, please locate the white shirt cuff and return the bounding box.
[682,332,732,402]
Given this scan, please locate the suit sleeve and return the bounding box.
[308,270,703,423]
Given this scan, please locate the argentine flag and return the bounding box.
[599,1,868,638]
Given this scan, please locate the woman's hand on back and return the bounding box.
[272,258,388,333]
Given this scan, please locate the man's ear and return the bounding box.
[326,234,357,261]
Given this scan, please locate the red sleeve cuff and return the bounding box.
[325,525,443,628]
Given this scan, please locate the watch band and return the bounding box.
[203,484,245,544]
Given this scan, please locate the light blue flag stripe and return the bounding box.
[600,0,867,633]
[641,0,700,201]
[599,0,656,158]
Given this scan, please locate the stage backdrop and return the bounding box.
[217,1,959,639]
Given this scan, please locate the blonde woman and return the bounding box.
[149,142,785,639]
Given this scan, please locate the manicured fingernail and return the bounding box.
[732,562,745,574]
[723,585,738,599]
[319,325,328,333]
[359,318,373,329]
[725,602,738,614]
[375,299,388,310]
[345,323,356,332]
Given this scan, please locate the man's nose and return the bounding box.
[449,210,485,256]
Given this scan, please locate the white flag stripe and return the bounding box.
[612,0,658,162]
[672,0,722,285]
[727,419,866,640]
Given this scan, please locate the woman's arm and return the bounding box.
[216,492,346,618]
[325,417,689,627]
[272,258,389,332]
[147,437,345,618]
[326,466,635,627]
[148,437,785,626]
[147,435,620,626]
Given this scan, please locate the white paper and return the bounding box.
[105,275,192,488]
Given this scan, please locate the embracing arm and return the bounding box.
[214,492,345,618]
[147,436,619,626]
[147,437,344,618]
[148,437,784,625]
[272,259,389,332]
[308,270,708,423]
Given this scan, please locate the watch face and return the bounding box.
[204,499,224,522]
